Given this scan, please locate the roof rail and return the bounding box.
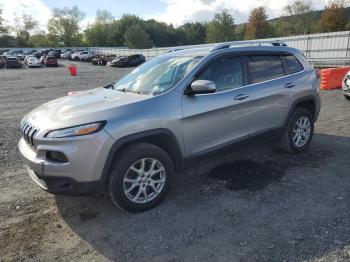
[166,48,184,53]
[210,40,287,52]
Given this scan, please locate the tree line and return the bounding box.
[0,0,349,48]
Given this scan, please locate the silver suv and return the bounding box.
[19,40,321,212]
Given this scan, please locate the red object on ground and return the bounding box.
[320,67,350,90]
[68,65,77,76]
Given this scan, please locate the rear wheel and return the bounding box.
[280,108,314,153]
[107,143,174,212]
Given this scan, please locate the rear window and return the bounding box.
[247,55,284,84]
[282,54,304,74]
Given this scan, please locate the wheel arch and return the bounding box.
[101,129,184,187]
[285,96,316,127]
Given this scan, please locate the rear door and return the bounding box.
[182,55,258,157]
[244,53,294,131]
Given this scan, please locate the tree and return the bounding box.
[180,22,206,45]
[284,0,312,15]
[85,10,116,46]
[245,7,272,39]
[13,14,38,47]
[47,6,85,46]
[274,21,296,37]
[206,9,235,43]
[0,8,8,36]
[283,0,313,34]
[319,0,348,32]
[124,24,152,48]
[29,31,49,47]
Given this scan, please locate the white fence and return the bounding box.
[2,30,350,67]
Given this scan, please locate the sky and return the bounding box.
[0,0,330,30]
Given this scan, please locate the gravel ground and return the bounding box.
[0,60,350,262]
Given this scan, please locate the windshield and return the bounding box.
[113,55,203,95]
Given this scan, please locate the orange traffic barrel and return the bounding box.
[68,65,77,76]
[320,67,350,90]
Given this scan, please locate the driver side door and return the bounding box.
[181,55,257,157]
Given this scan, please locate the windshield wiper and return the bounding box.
[104,81,115,89]
[116,88,130,93]
[115,88,141,94]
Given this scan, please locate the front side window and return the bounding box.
[247,55,284,84]
[113,55,203,95]
[196,56,243,92]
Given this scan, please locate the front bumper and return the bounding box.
[18,129,115,195]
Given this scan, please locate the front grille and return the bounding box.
[20,118,39,148]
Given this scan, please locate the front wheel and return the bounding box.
[107,143,174,212]
[280,108,314,153]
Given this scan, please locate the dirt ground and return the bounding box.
[0,60,350,262]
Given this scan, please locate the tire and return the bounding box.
[107,143,174,212]
[74,57,79,61]
[280,107,314,153]
[344,95,350,101]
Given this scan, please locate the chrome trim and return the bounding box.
[20,118,39,148]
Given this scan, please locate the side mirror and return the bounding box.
[186,80,216,95]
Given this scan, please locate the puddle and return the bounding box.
[31,85,47,89]
[79,211,99,222]
[208,159,284,191]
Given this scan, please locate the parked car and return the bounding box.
[19,40,320,212]
[24,55,35,64]
[44,56,58,67]
[26,57,42,68]
[343,71,350,100]
[48,50,62,59]
[61,51,75,59]
[92,54,115,66]
[71,51,91,61]
[3,51,13,57]
[0,55,5,68]
[108,54,146,67]
[6,56,21,68]
[32,52,42,59]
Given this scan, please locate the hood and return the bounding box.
[25,87,150,130]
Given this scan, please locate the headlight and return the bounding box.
[45,121,106,138]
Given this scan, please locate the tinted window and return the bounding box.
[283,54,303,74]
[247,55,284,84]
[196,56,243,92]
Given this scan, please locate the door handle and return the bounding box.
[284,83,295,88]
[234,94,250,100]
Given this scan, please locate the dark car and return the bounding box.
[6,57,22,69]
[48,50,62,59]
[109,54,145,67]
[0,55,6,68]
[32,52,42,59]
[44,56,58,67]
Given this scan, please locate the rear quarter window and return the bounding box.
[247,55,284,84]
[282,54,304,74]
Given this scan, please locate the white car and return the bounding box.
[26,57,42,68]
[71,51,93,61]
[61,51,74,59]
[24,55,34,64]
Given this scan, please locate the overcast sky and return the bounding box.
[0,0,330,29]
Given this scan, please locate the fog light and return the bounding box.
[46,151,68,163]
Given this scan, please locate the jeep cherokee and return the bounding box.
[19,40,321,212]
